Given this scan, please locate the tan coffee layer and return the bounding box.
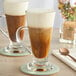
[28,27,52,58]
[6,14,26,42]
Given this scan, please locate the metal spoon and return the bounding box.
[59,48,76,62]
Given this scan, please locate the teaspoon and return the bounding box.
[59,48,76,62]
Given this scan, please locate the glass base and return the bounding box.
[0,45,31,56]
[27,62,53,72]
[27,58,53,72]
[20,63,59,75]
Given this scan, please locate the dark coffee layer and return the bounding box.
[28,27,52,58]
[5,14,26,42]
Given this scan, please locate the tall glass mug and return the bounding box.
[2,0,31,56]
[27,9,55,72]
[17,9,59,74]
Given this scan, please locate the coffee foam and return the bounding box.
[4,0,29,15]
[27,9,55,28]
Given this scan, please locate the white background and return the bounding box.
[0,0,63,28]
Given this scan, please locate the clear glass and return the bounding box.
[1,0,31,56]
[59,20,76,45]
[17,9,59,74]
[27,9,55,72]
[17,8,55,71]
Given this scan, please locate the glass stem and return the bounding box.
[9,41,22,49]
[33,57,49,66]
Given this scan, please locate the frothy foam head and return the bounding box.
[4,0,29,15]
[27,9,55,28]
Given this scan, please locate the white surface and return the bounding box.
[52,49,76,71]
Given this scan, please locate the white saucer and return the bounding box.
[20,64,60,75]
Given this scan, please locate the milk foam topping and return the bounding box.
[4,0,29,15]
[27,9,55,28]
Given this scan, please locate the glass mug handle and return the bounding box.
[16,26,26,43]
[16,26,31,54]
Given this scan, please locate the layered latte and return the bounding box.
[27,9,55,58]
[4,0,29,42]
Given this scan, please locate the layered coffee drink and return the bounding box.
[27,9,55,58]
[28,27,52,58]
[4,0,28,42]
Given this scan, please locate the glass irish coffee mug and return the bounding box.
[17,9,59,75]
[0,0,31,56]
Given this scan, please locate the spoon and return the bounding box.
[59,48,76,62]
